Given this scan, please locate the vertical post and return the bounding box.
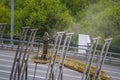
[0,23,7,48]
[93,38,112,80]
[45,31,65,80]
[56,33,74,80]
[81,37,100,80]
[11,0,14,47]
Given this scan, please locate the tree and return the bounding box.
[61,0,88,16]
[14,0,72,36]
[74,0,120,46]
[0,4,10,34]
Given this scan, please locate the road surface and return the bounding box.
[0,49,120,80]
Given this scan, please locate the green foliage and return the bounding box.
[0,4,10,34]
[0,0,120,46]
[74,0,120,46]
[40,0,72,32]
[0,0,11,8]
[14,0,72,36]
[111,35,120,47]
[61,0,88,16]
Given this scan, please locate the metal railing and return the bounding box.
[0,38,120,63]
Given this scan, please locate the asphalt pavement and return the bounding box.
[0,49,120,80]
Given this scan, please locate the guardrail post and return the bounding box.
[109,52,112,62]
[0,23,7,48]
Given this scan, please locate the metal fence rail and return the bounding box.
[0,38,120,63]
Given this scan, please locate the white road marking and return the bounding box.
[0,50,120,80]
[0,54,14,58]
[0,58,78,72]
[112,76,120,80]
[28,74,45,79]
[0,70,10,73]
[0,68,119,80]
[0,64,81,78]
[105,70,120,75]
[0,59,13,62]
[0,70,45,79]
[0,69,81,79]
[0,77,9,80]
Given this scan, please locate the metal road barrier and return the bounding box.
[31,36,112,80]
[45,31,65,80]
[81,37,101,80]
[93,38,112,80]
[55,32,74,80]
[0,31,120,80]
[32,32,50,80]
[10,27,38,80]
[0,38,120,63]
[45,32,74,80]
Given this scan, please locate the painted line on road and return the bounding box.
[0,65,81,79]
[0,59,13,63]
[0,50,15,55]
[0,62,82,78]
[0,54,14,58]
[0,69,119,80]
[0,58,77,72]
[0,64,12,68]
[0,77,9,80]
[0,53,120,79]
[0,64,47,73]
[0,58,120,76]
[104,70,120,75]
[64,73,81,78]
[0,70,10,73]
[28,74,45,79]
[0,70,45,79]
[0,65,120,79]
[112,76,120,80]
[0,69,81,79]
[0,53,35,59]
